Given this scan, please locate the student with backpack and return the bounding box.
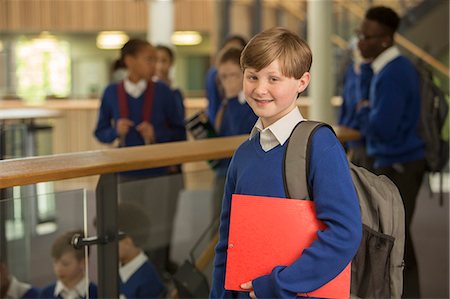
[355,6,426,298]
[210,27,362,298]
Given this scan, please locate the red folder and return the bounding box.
[225,194,351,299]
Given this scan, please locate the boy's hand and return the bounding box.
[241,281,256,298]
[136,121,155,145]
[356,99,370,111]
[116,118,134,137]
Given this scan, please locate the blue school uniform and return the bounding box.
[338,62,373,149]
[215,93,258,176]
[119,252,166,299]
[94,80,186,177]
[210,108,362,298]
[5,276,39,299]
[22,288,39,299]
[205,67,222,124]
[356,48,425,168]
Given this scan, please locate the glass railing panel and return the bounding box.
[116,161,220,297]
[0,188,95,298]
[0,122,28,159]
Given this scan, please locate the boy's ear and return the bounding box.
[297,72,311,94]
[123,55,133,68]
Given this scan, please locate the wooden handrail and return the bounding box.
[0,135,247,189]
[0,126,359,189]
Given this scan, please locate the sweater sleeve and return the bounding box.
[356,68,409,141]
[210,157,239,299]
[359,63,373,100]
[154,84,187,143]
[252,128,362,298]
[94,85,119,144]
[205,67,222,124]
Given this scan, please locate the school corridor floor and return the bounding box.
[412,174,449,298]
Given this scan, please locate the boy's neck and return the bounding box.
[61,273,84,290]
[120,247,141,266]
[127,74,144,84]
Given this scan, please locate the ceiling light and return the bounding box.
[33,31,58,51]
[171,31,202,46]
[96,31,129,50]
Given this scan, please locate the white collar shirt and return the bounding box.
[124,78,147,99]
[119,251,148,283]
[371,46,401,75]
[237,91,246,105]
[5,276,33,299]
[54,276,88,299]
[250,107,305,152]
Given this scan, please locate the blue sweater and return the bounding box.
[120,261,166,299]
[215,97,258,176]
[205,67,222,124]
[21,287,39,299]
[338,63,373,149]
[210,127,362,298]
[356,56,425,168]
[94,81,186,176]
[38,282,97,299]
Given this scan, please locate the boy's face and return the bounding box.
[244,59,310,128]
[53,251,85,288]
[126,45,156,81]
[218,61,243,99]
[357,19,390,60]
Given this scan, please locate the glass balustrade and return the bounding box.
[0,188,95,296]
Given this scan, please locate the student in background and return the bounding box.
[205,35,247,124]
[94,38,186,276]
[210,27,362,298]
[94,38,186,154]
[39,230,97,299]
[118,201,166,299]
[338,38,373,169]
[212,46,258,218]
[355,6,425,298]
[0,258,39,299]
[154,45,185,120]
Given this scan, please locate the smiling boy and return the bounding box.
[210,27,362,299]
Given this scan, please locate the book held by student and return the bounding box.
[225,194,351,299]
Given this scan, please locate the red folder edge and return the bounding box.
[225,194,351,299]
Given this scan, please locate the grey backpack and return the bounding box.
[283,121,405,298]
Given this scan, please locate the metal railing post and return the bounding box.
[95,173,119,298]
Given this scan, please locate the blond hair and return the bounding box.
[240,27,312,79]
[51,230,86,261]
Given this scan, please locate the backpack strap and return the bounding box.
[117,80,155,122]
[142,81,155,123]
[283,120,335,200]
[117,81,128,119]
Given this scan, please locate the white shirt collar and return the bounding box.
[124,78,148,99]
[119,251,148,283]
[54,276,88,299]
[371,46,401,74]
[5,276,33,299]
[250,107,305,151]
[237,91,246,105]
